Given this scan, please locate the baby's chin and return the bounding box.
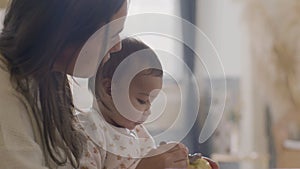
[125,122,143,130]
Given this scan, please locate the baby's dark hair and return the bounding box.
[102,38,162,79]
[89,37,162,95]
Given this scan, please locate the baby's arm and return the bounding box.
[135,142,189,169]
[79,140,105,169]
[77,109,107,169]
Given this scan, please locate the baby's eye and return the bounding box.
[137,99,146,105]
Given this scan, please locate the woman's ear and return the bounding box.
[101,78,112,97]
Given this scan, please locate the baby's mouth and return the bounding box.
[135,120,145,125]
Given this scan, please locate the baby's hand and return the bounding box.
[188,153,219,169]
[136,142,189,169]
[202,157,219,169]
[188,153,202,163]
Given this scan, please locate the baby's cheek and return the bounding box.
[131,101,144,112]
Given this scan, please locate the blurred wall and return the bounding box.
[244,0,300,168]
[195,0,269,168]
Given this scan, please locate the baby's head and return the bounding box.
[90,38,163,130]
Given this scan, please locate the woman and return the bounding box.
[0,0,127,168]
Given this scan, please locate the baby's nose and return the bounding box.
[143,109,151,116]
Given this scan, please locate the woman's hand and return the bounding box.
[136,142,189,169]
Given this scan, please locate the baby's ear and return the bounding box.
[101,78,112,97]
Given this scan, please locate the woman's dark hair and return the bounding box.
[89,37,163,96]
[0,0,125,167]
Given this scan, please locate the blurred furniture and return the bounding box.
[211,152,269,169]
[283,139,300,150]
[273,113,300,168]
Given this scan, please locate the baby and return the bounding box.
[78,38,217,169]
[78,38,189,169]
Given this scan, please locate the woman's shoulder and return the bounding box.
[0,55,11,92]
[0,54,41,146]
[0,55,34,134]
[0,56,19,111]
[0,55,23,113]
[0,56,50,168]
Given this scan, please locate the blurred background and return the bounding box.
[1,0,300,169]
[124,0,300,168]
